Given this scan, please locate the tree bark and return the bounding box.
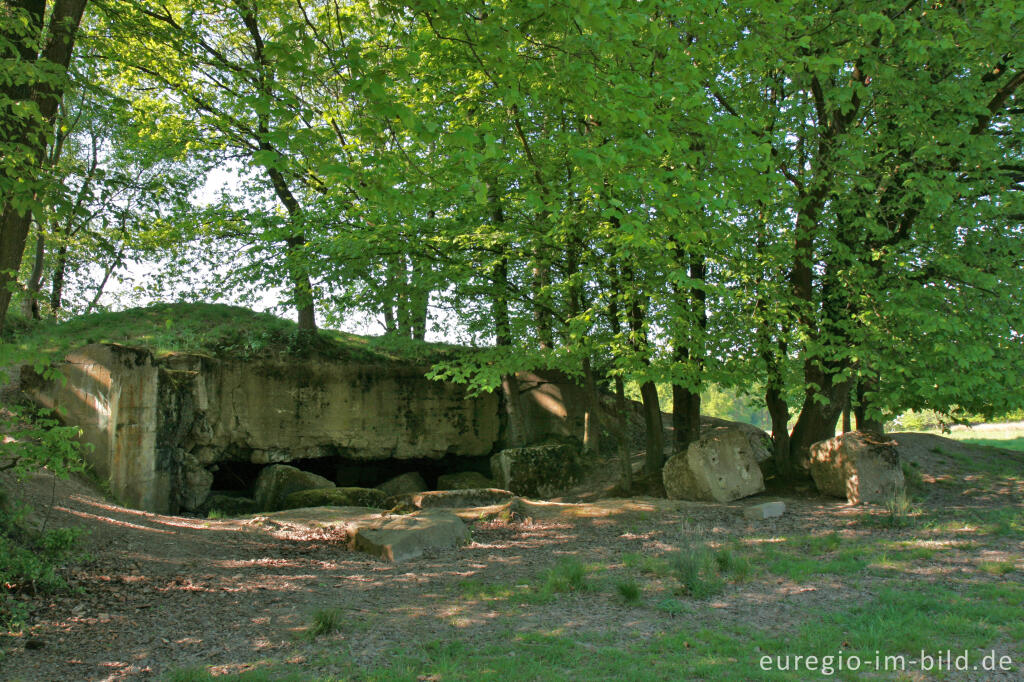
[639,381,664,477]
[672,383,700,454]
[621,266,664,476]
[607,293,632,490]
[614,374,632,490]
[49,242,68,314]
[581,357,600,455]
[20,232,44,319]
[488,180,527,447]
[854,377,885,434]
[670,254,707,455]
[764,382,791,472]
[788,366,849,467]
[0,0,88,331]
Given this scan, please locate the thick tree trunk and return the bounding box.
[639,381,664,477]
[0,0,87,332]
[788,365,850,468]
[672,384,700,455]
[854,377,885,434]
[0,208,34,326]
[765,383,791,473]
[670,254,707,456]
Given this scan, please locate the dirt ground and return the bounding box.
[0,434,1021,681]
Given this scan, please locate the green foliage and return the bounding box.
[0,491,84,631]
[0,405,87,481]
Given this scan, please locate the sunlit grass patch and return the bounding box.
[978,560,1016,576]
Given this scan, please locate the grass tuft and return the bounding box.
[306,608,344,639]
[615,579,642,603]
[668,547,724,599]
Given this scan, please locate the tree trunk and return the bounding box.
[639,381,664,477]
[622,266,663,476]
[765,383,791,473]
[488,182,527,447]
[0,0,88,332]
[614,374,632,490]
[581,357,600,455]
[788,365,850,468]
[670,253,707,456]
[49,243,68,315]
[854,377,885,434]
[20,232,44,319]
[607,292,632,490]
[531,261,553,349]
[672,384,700,455]
[266,168,316,332]
[409,257,428,341]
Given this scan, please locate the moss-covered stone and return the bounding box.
[436,471,493,490]
[281,486,388,510]
[253,464,335,511]
[490,442,583,498]
[376,471,428,497]
[387,488,514,511]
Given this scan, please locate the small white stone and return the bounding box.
[743,501,785,520]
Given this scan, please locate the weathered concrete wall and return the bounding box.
[25,344,169,512]
[27,345,501,514]
[169,353,501,461]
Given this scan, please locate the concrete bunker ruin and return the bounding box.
[25,344,594,513]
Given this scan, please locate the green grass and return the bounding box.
[960,437,1024,452]
[305,608,344,639]
[10,302,457,364]
[160,580,1024,681]
[614,578,642,603]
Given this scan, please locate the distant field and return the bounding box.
[922,422,1024,452]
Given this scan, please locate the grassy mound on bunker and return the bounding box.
[8,303,459,364]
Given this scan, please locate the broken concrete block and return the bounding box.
[350,510,470,562]
[810,431,904,505]
[663,427,765,502]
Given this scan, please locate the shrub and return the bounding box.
[1,395,88,632]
